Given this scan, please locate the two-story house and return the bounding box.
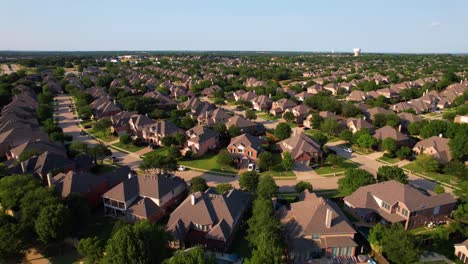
[277,133,323,166]
[183,125,219,157]
[344,181,456,230]
[413,136,452,164]
[227,133,263,163]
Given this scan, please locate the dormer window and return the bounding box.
[381,201,391,210]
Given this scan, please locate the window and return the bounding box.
[433,206,440,215]
[401,208,409,217]
[230,149,234,153]
[381,201,391,210]
[238,149,244,153]
[248,151,252,156]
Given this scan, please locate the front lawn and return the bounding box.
[112,142,146,152]
[179,153,237,174]
[403,162,458,185]
[315,161,358,175]
[257,113,279,121]
[88,128,117,142]
[377,155,400,164]
[260,152,296,179]
[143,147,170,157]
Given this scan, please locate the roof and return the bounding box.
[225,115,258,129]
[126,197,160,219]
[344,180,456,213]
[413,136,452,163]
[278,133,322,160]
[102,174,186,203]
[9,140,66,158]
[373,126,409,142]
[166,189,251,242]
[347,118,373,130]
[186,125,218,143]
[228,133,263,151]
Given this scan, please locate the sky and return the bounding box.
[1,0,467,53]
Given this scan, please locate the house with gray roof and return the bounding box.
[281,191,358,261]
[344,181,456,230]
[278,133,323,166]
[373,126,413,147]
[103,174,187,222]
[166,188,251,251]
[413,136,452,164]
[183,125,219,156]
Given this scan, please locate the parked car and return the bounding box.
[177,165,187,171]
[343,147,353,153]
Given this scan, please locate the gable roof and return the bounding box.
[278,133,322,160]
[413,136,452,163]
[228,133,263,151]
[373,126,409,142]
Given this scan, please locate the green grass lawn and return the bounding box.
[88,128,117,142]
[315,161,358,175]
[143,147,170,157]
[403,162,458,185]
[257,113,279,121]
[179,152,238,173]
[377,155,400,164]
[112,142,146,152]
[260,152,296,179]
[80,119,93,128]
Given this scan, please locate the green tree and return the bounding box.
[377,166,408,184]
[0,174,40,210]
[228,125,241,137]
[167,246,215,264]
[88,144,111,164]
[385,114,401,128]
[295,181,313,193]
[420,120,447,139]
[68,140,89,157]
[356,134,378,149]
[93,118,112,137]
[396,146,412,160]
[102,221,167,264]
[258,151,273,171]
[0,220,22,259]
[373,113,387,128]
[444,161,468,180]
[215,183,233,194]
[281,152,294,172]
[20,187,60,231]
[275,123,291,140]
[309,113,324,129]
[309,131,328,146]
[239,171,259,193]
[257,175,278,199]
[216,149,232,166]
[245,110,258,120]
[449,133,468,162]
[320,118,340,136]
[119,134,132,145]
[381,138,398,155]
[282,111,295,123]
[326,154,345,167]
[78,236,104,264]
[342,103,361,118]
[338,168,376,196]
[190,177,208,193]
[339,130,353,142]
[415,154,440,173]
[35,203,72,243]
[433,184,445,194]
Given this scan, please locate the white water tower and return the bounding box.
[353,48,361,57]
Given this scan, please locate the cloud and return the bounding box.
[430,22,441,28]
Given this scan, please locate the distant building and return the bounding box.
[353,48,361,57]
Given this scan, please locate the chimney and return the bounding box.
[47,173,54,187]
[190,194,196,205]
[325,208,332,228]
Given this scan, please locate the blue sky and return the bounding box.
[1,0,467,53]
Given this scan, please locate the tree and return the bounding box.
[356,134,378,149]
[444,161,468,180]
[320,118,340,136]
[161,136,175,147]
[0,174,40,210]
[433,184,445,194]
[37,104,53,121]
[19,187,60,231]
[167,146,182,160]
[88,144,111,164]
[78,236,103,264]
[449,133,468,162]
[369,223,420,264]
[119,134,132,145]
[377,166,408,184]
[18,149,41,162]
[309,113,324,129]
[381,138,398,155]
[342,103,361,118]
[258,151,273,171]
[245,231,285,264]
[281,152,294,172]
[420,120,447,139]
[215,183,233,194]
[93,118,112,136]
[167,246,215,264]
[190,177,208,193]
[35,203,72,243]
[407,122,421,136]
[274,123,291,140]
[385,114,401,128]
[396,146,412,160]
[373,113,387,128]
[216,149,232,166]
[295,181,313,193]
[245,110,258,120]
[338,168,376,196]
[239,171,259,193]
[326,154,345,167]
[415,154,440,173]
[0,220,22,259]
[339,130,353,142]
[65,194,91,236]
[102,221,167,264]
[68,140,89,157]
[282,111,295,123]
[257,175,278,199]
[309,131,328,146]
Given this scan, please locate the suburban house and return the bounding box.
[307,84,323,94]
[198,108,230,127]
[413,136,452,164]
[20,151,75,184]
[455,239,468,264]
[201,85,222,98]
[251,95,272,111]
[284,104,312,124]
[398,112,422,131]
[225,115,265,136]
[183,125,219,157]
[128,114,155,138]
[52,166,132,207]
[110,111,137,135]
[166,188,251,250]
[90,95,121,119]
[0,127,49,157]
[6,140,67,160]
[102,174,187,222]
[278,133,323,166]
[373,126,413,147]
[323,83,340,95]
[294,91,313,102]
[227,133,263,163]
[141,120,183,146]
[454,115,468,124]
[270,98,297,116]
[344,181,456,230]
[346,118,374,134]
[346,90,367,102]
[234,90,256,102]
[364,107,394,122]
[281,191,358,261]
